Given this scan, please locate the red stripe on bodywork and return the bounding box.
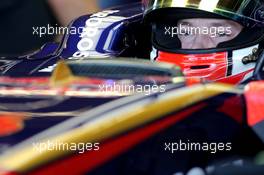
[217,96,243,124]
[245,81,264,126]
[0,113,27,137]
[31,103,206,175]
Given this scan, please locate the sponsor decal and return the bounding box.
[38,64,57,73]
[73,10,124,58]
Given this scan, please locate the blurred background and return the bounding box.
[0,0,140,56]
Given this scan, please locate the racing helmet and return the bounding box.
[143,0,264,83]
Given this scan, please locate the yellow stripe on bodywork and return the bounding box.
[49,61,84,87]
[0,83,238,173]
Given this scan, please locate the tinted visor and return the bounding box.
[153,21,264,52]
[152,19,244,50]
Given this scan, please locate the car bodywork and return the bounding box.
[0,81,263,174]
[0,2,263,175]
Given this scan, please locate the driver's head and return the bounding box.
[143,0,264,83]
